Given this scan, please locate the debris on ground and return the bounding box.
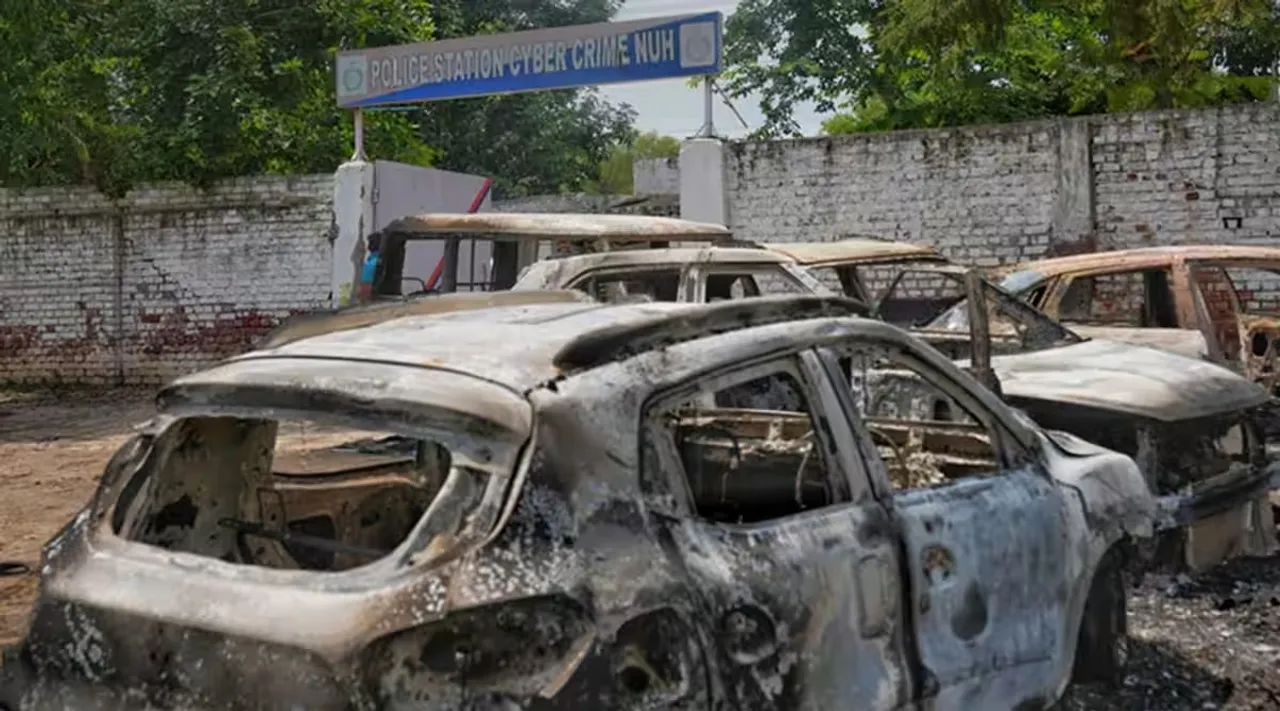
[1062,553,1280,711]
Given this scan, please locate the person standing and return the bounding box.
[356,232,382,303]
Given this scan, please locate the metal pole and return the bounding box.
[352,108,367,161]
[441,237,460,293]
[696,76,716,137]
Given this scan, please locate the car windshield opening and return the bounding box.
[805,258,953,323]
[898,269,1082,354]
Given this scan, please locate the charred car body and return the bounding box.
[510,237,1280,570]
[988,245,1280,390]
[364,212,741,300]
[5,293,1164,710]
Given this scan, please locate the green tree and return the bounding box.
[589,131,681,194]
[0,0,436,195]
[722,0,1280,138]
[0,0,639,198]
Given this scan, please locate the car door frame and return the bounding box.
[1041,262,1188,326]
[640,349,918,710]
[812,336,1082,709]
[1179,257,1250,360]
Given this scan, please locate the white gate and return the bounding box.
[372,160,494,292]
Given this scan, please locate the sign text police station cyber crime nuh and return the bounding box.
[367,28,676,93]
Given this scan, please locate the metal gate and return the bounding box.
[372,160,495,292]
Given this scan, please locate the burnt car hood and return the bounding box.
[986,339,1269,422]
[1067,325,1210,361]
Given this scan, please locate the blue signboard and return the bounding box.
[336,12,722,107]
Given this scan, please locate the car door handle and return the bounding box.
[854,553,897,638]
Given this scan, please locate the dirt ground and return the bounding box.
[0,388,155,650]
[1,390,1278,709]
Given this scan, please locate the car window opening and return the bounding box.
[649,367,847,525]
[840,346,1005,490]
[111,415,504,573]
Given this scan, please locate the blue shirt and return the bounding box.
[361,250,380,283]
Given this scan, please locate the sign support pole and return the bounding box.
[696,76,716,138]
[352,108,367,161]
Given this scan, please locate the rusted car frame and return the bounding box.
[370,212,740,299]
[512,245,830,303]
[989,245,1280,392]
[3,294,1161,710]
[885,262,1280,570]
[759,238,952,323]
[510,244,1280,571]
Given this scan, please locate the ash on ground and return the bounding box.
[1062,553,1280,711]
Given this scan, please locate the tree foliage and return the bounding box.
[0,0,637,197]
[589,131,681,194]
[722,0,1280,137]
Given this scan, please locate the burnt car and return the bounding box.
[511,245,1280,570]
[5,292,1163,710]
[511,244,829,303]
[988,245,1280,390]
[759,238,954,324]
[362,212,743,300]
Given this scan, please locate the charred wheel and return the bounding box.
[1072,545,1130,688]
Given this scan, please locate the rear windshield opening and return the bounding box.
[112,416,477,572]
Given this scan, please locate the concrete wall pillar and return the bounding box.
[1050,117,1096,253]
[331,159,375,308]
[679,138,729,230]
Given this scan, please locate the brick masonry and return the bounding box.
[724,104,1280,298]
[0,180,682,385]
[0,175,334,385]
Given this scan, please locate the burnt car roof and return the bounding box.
[382,212,732,241]
[237,293,867,399]
[994,245,1280,278]
[258,290,596,349]
[761,239,946,267]
[240,300,705,394]
[519,246,791,271]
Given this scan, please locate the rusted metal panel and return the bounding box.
[258,289,595,349]
[988,339,1271,422]
[1068,324,1209,360]
[762,239,947,267]
[382,212,732,240]
[994,244,1280,280]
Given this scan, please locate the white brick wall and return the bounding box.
[723,104,1280,306]
[0,175,333,385]
[725,125,1060,264]
[726,104,1280,259]
[1091,106,1280,309]
[633,158,680,195]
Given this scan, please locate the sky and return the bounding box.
[600,0,826,139]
